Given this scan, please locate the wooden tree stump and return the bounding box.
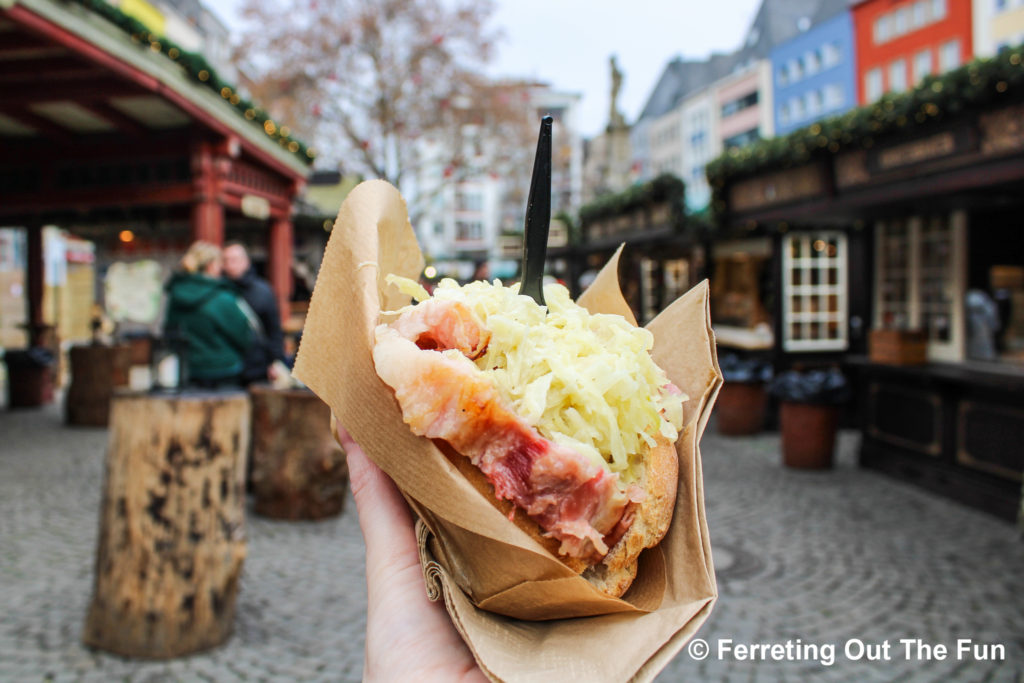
[83,391,250,659]
[65,344,132,426]
[249,386,348,520]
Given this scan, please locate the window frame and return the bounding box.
[872,212,967,362]
[866,67,884,101]
[889,58,908,92]
[782,231,849,352]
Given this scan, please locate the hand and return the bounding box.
[337,427,486,682]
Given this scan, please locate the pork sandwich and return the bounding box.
[372,276,687,598]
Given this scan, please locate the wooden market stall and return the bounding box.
[0,0,313,404]
[708,48,1024,519]
[551,174,705,325]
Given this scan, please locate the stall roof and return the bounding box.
[0,0,311,180]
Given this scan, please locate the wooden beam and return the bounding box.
[0,78,143,105]
[0,182,195,214]
[78,101,149,138]
[0,54,95,82]
[268,217,293,324]
[6,5,307,182]
[191,141,224,244]
[0,30,52,56]
[0,104,74,143]
[25,224,44,346]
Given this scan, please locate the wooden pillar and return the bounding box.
[25,224,45,346]
[83,391,250,658]
[191,142,224,245]
[268,216,292,324]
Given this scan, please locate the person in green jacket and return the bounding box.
[164,241,256,387]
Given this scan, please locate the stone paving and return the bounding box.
[0,404,1022,682]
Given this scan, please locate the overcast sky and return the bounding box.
[204,0,763,138]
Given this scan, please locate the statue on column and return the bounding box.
[609,55,625,130]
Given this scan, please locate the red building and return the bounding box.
[853,0,973,104]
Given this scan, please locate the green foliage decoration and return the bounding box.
[578,173,685,227]
[69,0,315,165]
[706,46,1024,219]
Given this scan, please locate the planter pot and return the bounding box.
[715,381,766,435]
[779,401,839,469]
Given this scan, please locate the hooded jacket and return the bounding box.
[164,272,254,381]
[230,268,286,383]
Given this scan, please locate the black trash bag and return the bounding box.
[768,367,851,405]
[4,347,55,369]
[719,353,773,384]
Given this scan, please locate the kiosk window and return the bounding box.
[782,232,848,351]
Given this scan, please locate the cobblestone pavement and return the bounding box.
[0,404,1022,682]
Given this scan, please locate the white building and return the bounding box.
[413,84,583,281]
[679,90,720,212]
[974,0,1024,57]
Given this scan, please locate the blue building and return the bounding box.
[770,0,857,136]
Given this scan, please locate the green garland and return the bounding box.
[70,0,315,165]
[578,173,685,227]
[706,45,1024,217]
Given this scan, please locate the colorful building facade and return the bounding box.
[771,8,858,135]
[853,0,974,104]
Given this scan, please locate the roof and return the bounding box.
[0,0,313,176]
[636,0,827,123]
[811,0,852,24]
[637,54,737,121]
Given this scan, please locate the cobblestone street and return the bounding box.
[1,404,1021,682]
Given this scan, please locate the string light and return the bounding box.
[119,230,135,243]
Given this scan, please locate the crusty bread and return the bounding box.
[582,436,677,597]
[433,435,678,597]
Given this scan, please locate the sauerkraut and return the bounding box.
[385,275,686,483]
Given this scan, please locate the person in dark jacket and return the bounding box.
[222,241,288,385]
[164,241,255,387]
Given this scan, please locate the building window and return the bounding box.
[778,67,789,86]
[912,0,928,27]
[433,221,443,236]
[940,39,961,72]
[824,83,845,110]
[913,48,932,84]
[456,191,483,212]
[792,95,806,120]
[780,103,791,125]
[805,50,821,75]
[455,220,483,242]
[806,89,823,116]
[874,213,966,360]
[865,67,884,101]
[821,42,841,68]
[931,0,947,21]
[782,232,848,351]
[889,59,908,92]
[874,15,890,44]
[721,91,759,118]
[789,58,803,82]
[723,128,760,149]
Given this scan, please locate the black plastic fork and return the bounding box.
[519,115,552,306]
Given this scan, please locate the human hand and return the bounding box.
[337,427,487,682]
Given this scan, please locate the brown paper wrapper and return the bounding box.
[294,180,722,681]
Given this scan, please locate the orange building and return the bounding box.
[853,0,973,104]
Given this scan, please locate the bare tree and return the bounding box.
[232,0,533,211]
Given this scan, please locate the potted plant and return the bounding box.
[715,354,772,436]
[768,367,851,469]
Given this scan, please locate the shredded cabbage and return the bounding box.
[385,275,687,483]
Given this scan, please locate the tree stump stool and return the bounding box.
[65,344,132,426]
[83,391,250,658]
[249,386,348,520]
